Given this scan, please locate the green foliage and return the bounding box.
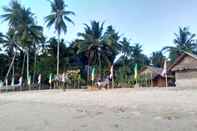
[162,27,197,62]
[45,0,75,36]
[150,51,165,68]
[1,1,196,88]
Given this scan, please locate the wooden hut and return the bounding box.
[169,52,197,88]
[139,66,173,87]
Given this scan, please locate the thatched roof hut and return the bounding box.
[169,52,197,88]
[139,66,173,87]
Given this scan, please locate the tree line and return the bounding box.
[0,0,197,86]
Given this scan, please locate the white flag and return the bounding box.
[27,75,31,86]
[62,73,65,82]
[11,77,15,86]
[162,60,167,76]
[19,77,23,86]
[5,79,8,87]
[110,65,113,79]
[49,74,52,84]
[38,74,41,84]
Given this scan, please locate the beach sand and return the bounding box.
[0,88,197,131]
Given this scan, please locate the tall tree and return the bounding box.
[0,30,18,81]
[119,37,132,80]
[103,25,121,64]
[120,37,132,58]
[76,21,117,80]
[1,0,44,85]
[47,37,69,70]
[132,43,149,67]
[45,0,75,76]
[163,27,197,62]
[150,51,165,68]
[28,25,45,83]
[0,0,24,81]
[1,0,21,30]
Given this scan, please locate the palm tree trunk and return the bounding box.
[33,50,37,84]
[87,54,91,84]
[5,52,16,82]
[99,52,101,80]
[21,53,26,91]
[21,53,26,78]
[12,64,15,91]
[124,56,127,82]
[57,35,60,76]
[26,48,30,89]
[12,63,15,83]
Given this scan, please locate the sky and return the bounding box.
[1,0,197,56]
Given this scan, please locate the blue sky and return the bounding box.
[1,0,197,55]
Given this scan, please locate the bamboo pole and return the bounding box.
[165,74,168,88]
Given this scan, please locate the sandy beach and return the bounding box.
[0,88,197,131]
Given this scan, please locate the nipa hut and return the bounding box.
[139,66,173,87]
[169,52,197,88]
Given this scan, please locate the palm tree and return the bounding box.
[47,37,71,70]
[119,37,132,81]
[103,25,121,63]
[0,33,5,44]
[150,51,165,68]
[0,1,22,82]
[132,43,149,67]
[162,27,197,62]
[11,6,36,85]
[28,25,45,84]
[45,0,75,76]
[1,0,43,86]
[76,21,115,80]
[0,29,18,81]
[1,0,21,30]
[120,37,132,58]
[132,43,143,63]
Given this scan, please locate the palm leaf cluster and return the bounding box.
[45,0,75,36]
[162,27,197,62]
[75,21,118,67]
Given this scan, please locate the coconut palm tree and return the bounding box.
[0,33,5,44]
[45,0,75,76]
[1,0,21,30]
[119,37,132,80]
[77,21,112,65]
[1,0,43,86]
[28,25,45,84]
[0,1,23,82]
[162,27,197,62]
[132,43,149,67]
[47,37,71,71]
[132,43,143,63]
[11,7,36,85]
[103,25,121,63]
[120,37,132,58]
[150,51,165,68]
[76,21,116,80]
[0,29,18,81]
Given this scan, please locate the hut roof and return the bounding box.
[169,52,197,72]
[140,66,164,79]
